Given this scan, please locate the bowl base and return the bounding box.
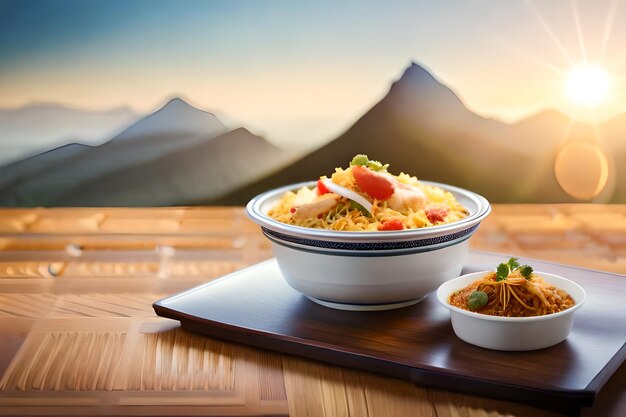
[305,295,426,311]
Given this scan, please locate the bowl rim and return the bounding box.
[246,180,491,241]
[436,271,586,322]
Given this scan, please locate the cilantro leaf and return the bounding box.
[507,257,520,270]
[519,265,533,280]
[496,263,509,281]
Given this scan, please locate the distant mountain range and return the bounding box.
[0,63,623,206]
[0,103,139,164]
[60,127,286,206]
[0,98,289,206]
[213,63,624,204]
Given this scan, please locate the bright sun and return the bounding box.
[565,65,611,107]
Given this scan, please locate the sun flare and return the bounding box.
[565,65,611,107]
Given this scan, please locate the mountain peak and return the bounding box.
[111,97,227,142]
[162,97,193,110]
[397,62,441,86]
[385,61,465,114]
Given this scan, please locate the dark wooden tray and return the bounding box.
[153,251,626,415]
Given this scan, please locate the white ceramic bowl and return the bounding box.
[436,271,586,351]
[246,180,491,311]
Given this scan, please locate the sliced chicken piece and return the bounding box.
[293,194,341,220]
[292,186,317,206]
[387,187,427,212]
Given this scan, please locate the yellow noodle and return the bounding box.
[268,165,468,231]
[449,272,575,317]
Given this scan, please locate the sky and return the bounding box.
[1,0,625,149]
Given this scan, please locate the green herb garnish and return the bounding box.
[496,263,510,281]
[467,290,488,310]
[495,257,534,281]
[350,154,369,167]
[519,265,534,280]
[349,154,389,172]
[507,257,520,270]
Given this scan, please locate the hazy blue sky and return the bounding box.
[1,0,625,148]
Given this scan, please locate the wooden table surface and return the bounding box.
[0,205,624,417]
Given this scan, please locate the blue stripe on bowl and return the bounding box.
[263,231,472,257]
[261,224,479,251]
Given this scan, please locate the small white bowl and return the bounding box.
[247,180,490,311]
[436,271,586,351]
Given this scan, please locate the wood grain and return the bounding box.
[52,293,163,318]
[0,331,126,391]
[0,294,56,318]
[0,205,623,416]
[124,328,236,391]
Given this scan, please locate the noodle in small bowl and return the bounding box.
[246,180,490,311]
[436,270,586,351]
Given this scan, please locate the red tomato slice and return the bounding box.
[317,178,330,195]
[425,206,448,224]
[378,218,404,231]
[352,165,395,200]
